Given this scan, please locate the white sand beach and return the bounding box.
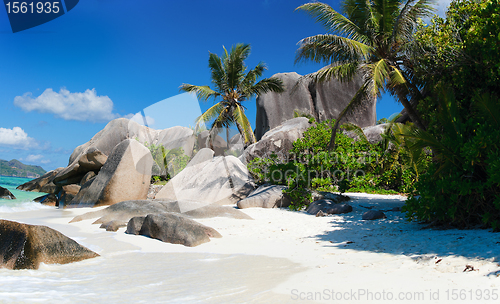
[1,193,500,303]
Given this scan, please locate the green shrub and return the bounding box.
[144,142,191,182]
[247,119,428,210]
[403,0,500,230]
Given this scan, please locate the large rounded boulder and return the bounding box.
[67,139,153,208]
[155,153,255,211]
[0,220,99,270]
[255,72,376,140]
[242,117,311,163]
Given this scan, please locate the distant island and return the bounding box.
[0,159,46,178]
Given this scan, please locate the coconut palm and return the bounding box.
[180,43,284,146]
[296,0,435,150]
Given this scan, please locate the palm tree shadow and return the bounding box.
[311,194,500,276]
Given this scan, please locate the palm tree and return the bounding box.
[180,43,284,146]
[296,0,434,150]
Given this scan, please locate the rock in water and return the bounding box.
[67,139,153,208]
[126,213,222,247]
[155,155,254,210]
[237,185,290,209]
[0,186,16,200]
[242,117,311,163]
[0,220,99,270]
[255,72,376,140]
[16,168,64,193]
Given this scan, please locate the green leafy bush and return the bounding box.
[248,119,428,210]
[403,0,500,230]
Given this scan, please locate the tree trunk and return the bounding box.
[395,88,427,131]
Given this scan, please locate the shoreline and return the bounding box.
[1,193,500,303]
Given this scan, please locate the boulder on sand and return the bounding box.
[0,219,99,270]
[306,199,353,215]
[237,185,290,209]
[0,186,16,200]
[155,154,255,210]
[242,117,311,163]
[70,199,252,232]
[362,210,387,220]
[66,139,153,208]
[126,213,222,247]
[34,193,58,206]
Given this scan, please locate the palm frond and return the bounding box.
[474,92,500,128]
[388,65,408,89]
[250,77,285,96]
[225,43,250,90]
[372,0,401,35]
[240,62,267,94]
[328,81,371,150]
[208,52,227,92]
[296,34,372,64]
[364,59,390,96]
[233,104,256,144]
[342,122,369,144]
[296,2,367,42]
[180,84,220,101]
[392,0,435,42]
[195,102,223,129]
[303,62,360,84]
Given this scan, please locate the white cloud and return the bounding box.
[0,127,39,149]
[125,113,156,127]
[21,154,51,164]
[14,88,119,123]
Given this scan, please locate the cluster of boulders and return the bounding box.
[0,186,16,200]
[8,73,391,259]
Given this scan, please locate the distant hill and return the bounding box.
[0,159,46,178]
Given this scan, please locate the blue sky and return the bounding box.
[0,0,451,171]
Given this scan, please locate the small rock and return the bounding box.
[316,210,325,217]
[362,210,387,220]
[34,193,58,206]
[306,199,353,215]
[0,186,16,200]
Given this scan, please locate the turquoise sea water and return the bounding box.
[0,175,46,212]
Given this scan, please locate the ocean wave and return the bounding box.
[0,201,52,213]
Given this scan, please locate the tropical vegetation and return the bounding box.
[295,0,434,149]
[248,118,430,210]
[180,43,285,147]
[402,0,500,229]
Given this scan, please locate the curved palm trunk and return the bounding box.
[394,87,427,131]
